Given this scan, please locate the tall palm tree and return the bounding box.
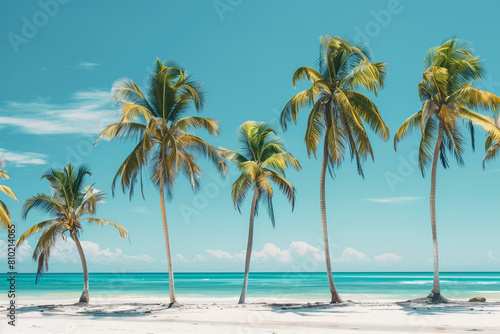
[280,35,389,303]
[0,160,17,231]
[16,164,128,304]
[221,121,300,304]
[394,39,500,303]
[95,59,227,305]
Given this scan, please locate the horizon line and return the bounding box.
[8,271,500,275]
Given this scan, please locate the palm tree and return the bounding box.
[16,164,128,304]
[95,59,227,305]
[221,121,300,304]
[394,39,500,303]
[0,160,17,231]
[280,35,389,303]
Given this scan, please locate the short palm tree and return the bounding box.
[16,164,128,304]
[394,39,500,303]
[95,59,226,304]
[0,160,17,231]
[280,35,389,303]
[221,121,300,304]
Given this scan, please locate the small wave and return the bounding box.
[476,291,500,294]
[201,279,210,281]
[400,281,432,285]
[477,282,498,285]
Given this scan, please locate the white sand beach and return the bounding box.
[4,296,500,333]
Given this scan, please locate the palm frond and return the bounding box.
[0,200,11,230]
[261,152,301,174]
[394,111,423,150]
[16,220,57,246]
[266,170,296,209]
[343,90,389,140]
[21,194,67,220]
[280,89,318,130]
[0,185,17,201]
[95,122,147,143]
[173,117,219,135]
[231,173,253,212]
[292,67,323,87]
[304,101,325,157]
[81,218,129,240]
[418,117,439,175]
[180,133,227,176]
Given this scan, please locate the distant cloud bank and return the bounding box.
[174,241,404,270]
[366,196,420,204]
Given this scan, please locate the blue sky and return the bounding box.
[1,0,499,274]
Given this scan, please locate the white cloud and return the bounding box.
[194,254,207,262]
[0,240,32,262]
[175,253,207,263]
[253,243,291,263]
[488,250,498,263]
[51,238,78,264]
[81,241,124,263]
[0,90,119,135]
[366,196,420,204]
[289,241,324,261]
[0,148,48,167]
[374,253,402,264]
[76,61,100,71]
[335,247,370,264]
[175,254,191,263]
[205,249,234,260]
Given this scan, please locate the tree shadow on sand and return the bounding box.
[396,300,500,316]
[266,301,364,316]
[16,302,178,319]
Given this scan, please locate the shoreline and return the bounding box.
[16,295,500,304]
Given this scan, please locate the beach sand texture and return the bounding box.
[4,297,500,333]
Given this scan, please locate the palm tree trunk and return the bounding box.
[160,181,176,304]
[72,230,89,304]
[238,187,259,304]
[429,123,445,303]
[321,138,342,303]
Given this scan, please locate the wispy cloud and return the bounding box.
[0,148,48,167]
[488,250,498,263]
[366,196,420,204]
[374,253,403,264]
[0,90,119,135]
[130,206,153,215]
[75,61,100,71]
[176,254,208,263]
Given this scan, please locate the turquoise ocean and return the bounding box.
[5,272,500,300]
